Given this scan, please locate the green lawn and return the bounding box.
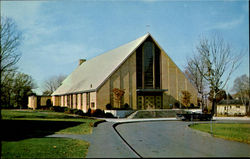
[2,138,89,158]
[1,109,103,158]
[190,123,250,144]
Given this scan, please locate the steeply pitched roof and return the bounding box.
[52,33,150,96]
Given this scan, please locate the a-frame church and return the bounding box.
[51,33,198,112]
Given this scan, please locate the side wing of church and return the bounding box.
[51,33,197,112]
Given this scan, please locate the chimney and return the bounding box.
[79,59,86,66]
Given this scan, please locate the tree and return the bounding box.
[192,34,241,115]
[232,74,250,113]
[181,90,192,108]
[1,71,36,108]
[208,89,227,103]
[0,16,22,106]
[112,88,125,108]
[13,72,36,108]
[42,75,67,95]
[185,55,208,111]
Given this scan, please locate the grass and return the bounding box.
[1,109,103,158]
[2,138,89,158]
[190,123,250,144]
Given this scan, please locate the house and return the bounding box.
[217,99,247,116]
[47,33,198,112]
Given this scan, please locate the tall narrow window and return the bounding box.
[144,41,154,88]
[136,37,161,89]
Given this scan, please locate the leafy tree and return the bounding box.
[181,90,192,107]
[192,34,241,115]
[112,88,125,108]
[42,75,66,95]
[1,71,36,108]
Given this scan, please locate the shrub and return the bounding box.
[75,109,84,116]
[64,107,72,114]
[190,103,195,108]
[72,109,79,114]
[52,106,66,112]
[92,109,105,117]
[106,103,112,110]
[123,103,130,110]
[105,112,115,118]
[174,102,180,108]
[87,108,91,116]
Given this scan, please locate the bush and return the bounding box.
[92,109,105,117]
[190,103,195,108]
[72,109,79,114]
[87,108,92,116]
[75,109,84,116]
[64,107,72,114]
[105,112,115,118]
[106,103,112,110]
[123,103,130,110]
[174,102,180,108]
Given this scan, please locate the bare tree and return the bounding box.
[0,16,22,74]
[42,75,67,95]
[232,74,250,113]
[185,55,208,111]
[0,16,22,102]
[193,34,241,115]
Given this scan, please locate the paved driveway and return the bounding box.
[116,120,250,157]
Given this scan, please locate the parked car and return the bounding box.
[176,110,213,121]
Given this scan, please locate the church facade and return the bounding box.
[51,33,197,112]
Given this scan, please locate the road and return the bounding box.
[115,120,250,157]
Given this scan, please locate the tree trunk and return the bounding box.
[211,98,217,116]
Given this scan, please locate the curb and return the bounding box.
[93,120,106,127]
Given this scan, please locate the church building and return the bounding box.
[51,33,197,112]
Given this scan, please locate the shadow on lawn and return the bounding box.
[1,120,83,141]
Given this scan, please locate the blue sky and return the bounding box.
[1,0,249,95]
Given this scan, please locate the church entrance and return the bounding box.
[137,92,162,110]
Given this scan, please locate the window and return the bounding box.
[224,107,226,110]
[236,106,240,108]
[136,37,161,89]
[144,41,154,88]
